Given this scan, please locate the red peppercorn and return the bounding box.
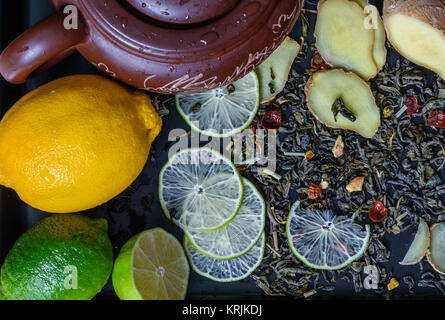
[405,96,421,115]
[307,182,322,200]
[310,52,330,69]
[369,200,388,222]
[427,110,445,129]
[261,110,282,130]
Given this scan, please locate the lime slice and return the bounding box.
[112,228,189,300]
[185,178,265,260]
[286,201,370,270]
[184,233,265,282]
[159,148,244,232]
[175,71,260,138]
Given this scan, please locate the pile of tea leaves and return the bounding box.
[240,3,445,298]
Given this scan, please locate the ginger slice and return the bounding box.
[383,0,445,80]
[353,0,387,71]
[305,69,381,138]
[255,37,300,104]
[315,0,385,80]
[426,223,445,275]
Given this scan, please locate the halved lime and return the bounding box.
[112,228,189,300]
[286,201,370,270]
[175,71,260,138]
[184,233,265,282]
[185,178,265,260]
[159,148,244,232]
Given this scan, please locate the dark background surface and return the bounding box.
[0,0,443,300]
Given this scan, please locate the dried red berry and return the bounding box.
[307,182,322,200]
[406,96,421,115]
[310,52,330,69]
[261,110,282,130]
[427,110,445,129]
[369,200,388,222]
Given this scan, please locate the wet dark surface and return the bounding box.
[0,0,444,300]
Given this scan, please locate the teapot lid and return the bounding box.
[126,0,240,25]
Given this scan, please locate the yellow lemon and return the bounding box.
[0,75,162,213]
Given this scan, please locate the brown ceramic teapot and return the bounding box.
[0,0,303,94]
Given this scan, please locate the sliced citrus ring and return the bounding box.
[185,178,265,260]
[175,71,260,138]
[112,228,189,300]
[286,201,370,270]
[184,233,265,282]
[159,148,244,232]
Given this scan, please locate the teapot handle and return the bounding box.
[0,8,86,84]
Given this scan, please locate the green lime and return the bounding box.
[175,71,259,138]
[0,214,113,300]
[185,178,265,260]
[286,201,370,270]
[184,233,265,282]
[159,148,244,232]
[112,228,189,300]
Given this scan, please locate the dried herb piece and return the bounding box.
[387,278,399,291]
[332,135,344,158]
[192,102,202,113]
[369,201,388,223]
[305,150,315,161]
[346,176,365,193]
[332,97,356,123]
[227,84,236,94]
[308,182,322,200]
[320,179,329,190]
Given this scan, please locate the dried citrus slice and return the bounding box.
[184,233,265,282]
[175,71,259,138]
[159,148,244,232]
[185,178,265,260]
[286,201,370,270]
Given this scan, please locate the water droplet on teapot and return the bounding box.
[18,46,29,53]
[242,1,261,16]
[120,17,128,28]
[141,2,147,8]
[200,31,219,45]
